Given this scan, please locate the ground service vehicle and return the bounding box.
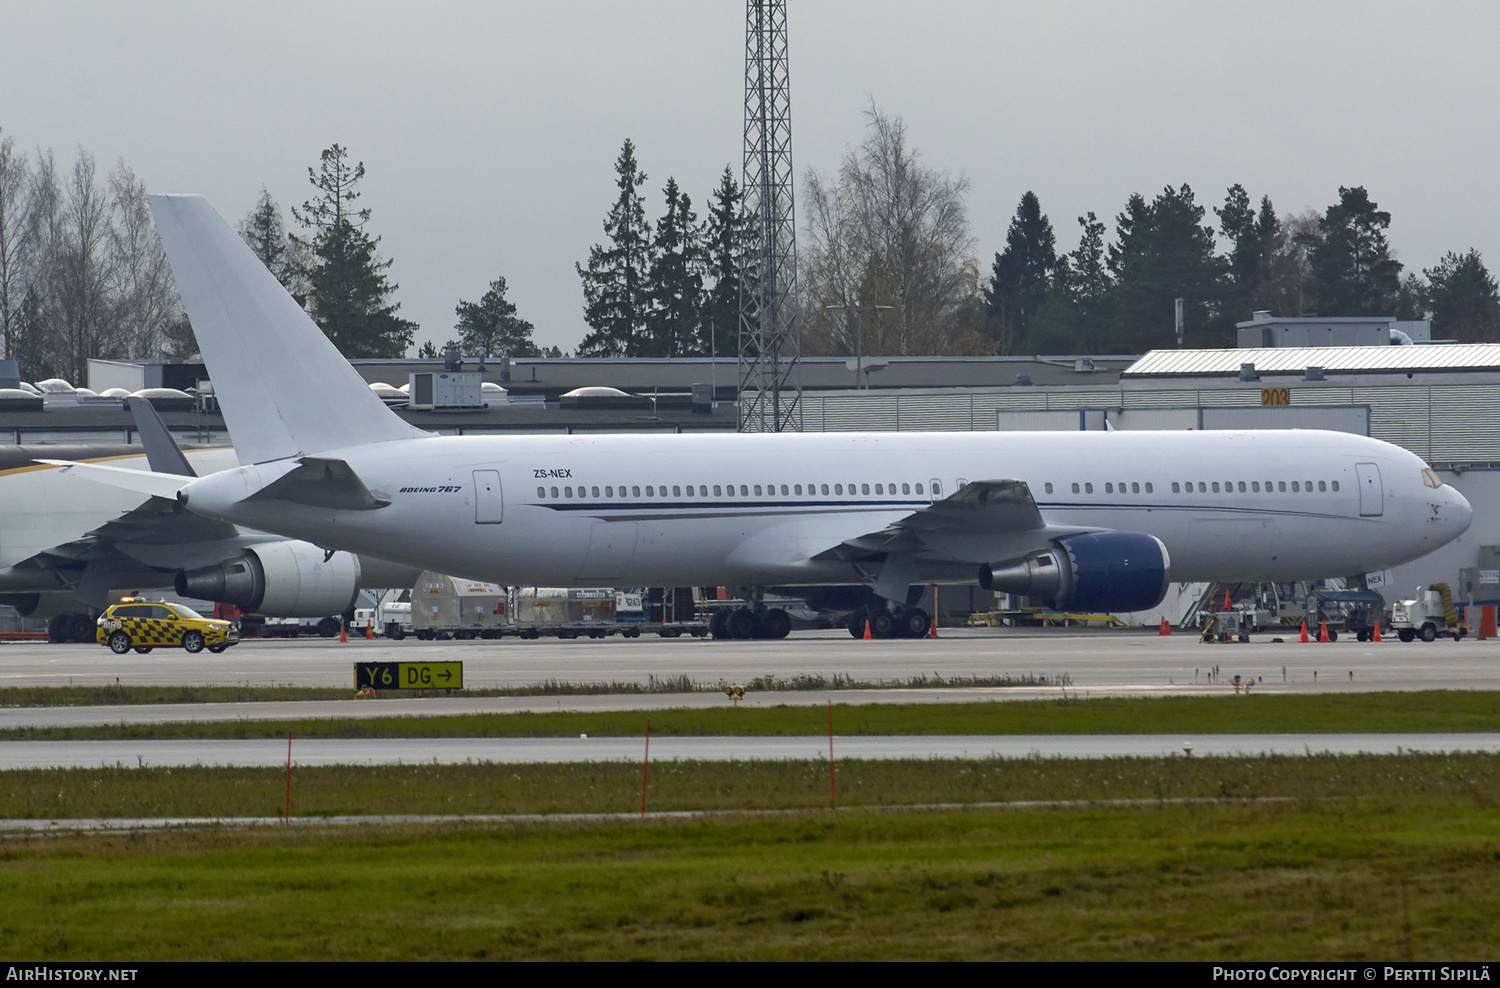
[96,598,239,654]
[411,572,508,640]
[1391,583,1465,642]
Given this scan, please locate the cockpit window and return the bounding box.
[1422,468,1443,489]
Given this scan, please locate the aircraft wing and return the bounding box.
[814,479,1051,558]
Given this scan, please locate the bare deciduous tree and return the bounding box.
[802,104,976,357]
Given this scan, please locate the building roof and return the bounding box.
[1124,344,1500,378]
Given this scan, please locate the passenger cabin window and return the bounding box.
[1331,480,1340,491]
[1084,483,1093,494]
[1044,482,1054,494]
[537,486,546,497]
[1073,482,1082,494]
[1144,483,1153,493]
[1171,482,1179,493]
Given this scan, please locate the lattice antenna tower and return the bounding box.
[738,0,802,432]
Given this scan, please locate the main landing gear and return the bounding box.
[709,606,792,640]
[847,606,931,639]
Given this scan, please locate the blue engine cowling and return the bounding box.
[979,531,1171,613]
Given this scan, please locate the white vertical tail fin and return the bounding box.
[147,194,427,465]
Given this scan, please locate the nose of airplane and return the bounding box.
[1447,486,1474,537]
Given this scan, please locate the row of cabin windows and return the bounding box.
[1037,479,1340,496]
[537,481,942,500]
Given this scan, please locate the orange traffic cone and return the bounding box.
[365,622,374,640]
[1299,620,1309,643]
[928,617,938,638]
[1159,617,1171,636]
[339,623,347,643]
[1318,620,1330,643]
[863,619,872,640]
[1223,590,1232,611]
[1372,620,1382,643]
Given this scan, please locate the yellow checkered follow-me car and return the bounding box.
[95,598,240,655]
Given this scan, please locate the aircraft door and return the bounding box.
[1355,462,1383,517]
[474,470,504,524]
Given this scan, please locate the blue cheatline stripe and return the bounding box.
[539,499,931,512]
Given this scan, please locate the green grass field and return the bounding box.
[3,795,1497,960]
[4,690,1497,959]
[2,690,1496,742]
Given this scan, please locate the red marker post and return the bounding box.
[284,729,292,826]
[640,715,651,820]
[828,701,836,810]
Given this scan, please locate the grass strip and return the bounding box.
[0,673,1061,708]
[0,791,1496,959]
[1,690,1496,742]
[1,751,1496,819]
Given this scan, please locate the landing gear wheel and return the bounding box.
[182,631,205,654]
[901,608,930,639]
[869,610,896,639]
[727,607,756,639]
[710,609,731,640]
[1356,630,1369,642]
[758,608,792,640]
[316,617,341,638]
[1327,629,1338,642]
[109,632,131,655]
[847,610,866,639]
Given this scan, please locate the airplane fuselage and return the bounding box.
[180,428,1471,594]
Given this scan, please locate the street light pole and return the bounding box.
[825,304,893,390]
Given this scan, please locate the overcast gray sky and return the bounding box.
[4,1,1497,356]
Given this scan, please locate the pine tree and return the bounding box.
[984,191,1056,354]
[1422,249,1500,343]
[701,166,747,358]
[576,140,653,356]
[1216,185,1279,323]
[238,187,302,296]
[1108,185,1223,351]
[454,277,540,357]
[292,145,415,357]
[644,178,704,357]
[1305,186,1403,317]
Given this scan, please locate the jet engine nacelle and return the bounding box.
[175,541,361,617]
[979,532,1170,613]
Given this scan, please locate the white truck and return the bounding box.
[353,589,414,640]
[1391,583,1466,642]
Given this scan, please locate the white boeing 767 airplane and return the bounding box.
[45,196,1474,640]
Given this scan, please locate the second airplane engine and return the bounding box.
[979,532,1170,613]
[175,541,361,617]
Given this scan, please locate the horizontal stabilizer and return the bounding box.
[36,460,192,500]
[243,457,390,511]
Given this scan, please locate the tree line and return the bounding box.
[582,105,1499,360]
[0,130,187,383]
[985,183,1500,355]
